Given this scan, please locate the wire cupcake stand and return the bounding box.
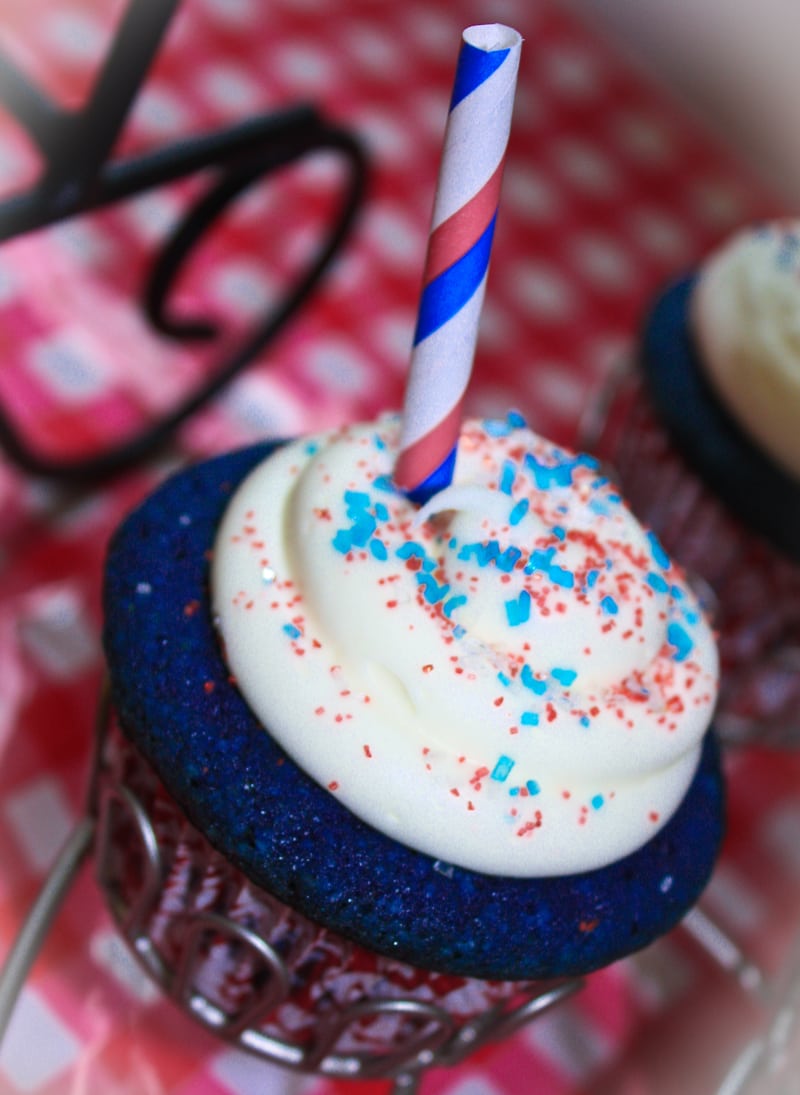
[0,679,794,1095]
[0,682,583,1094]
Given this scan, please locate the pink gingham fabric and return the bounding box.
[0,1,798,1093]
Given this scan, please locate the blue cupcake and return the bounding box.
[101,419,723,1061]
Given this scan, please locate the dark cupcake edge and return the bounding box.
[102,442,725,981]
[640,274,800,560]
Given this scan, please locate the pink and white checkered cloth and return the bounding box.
[0,2,796,1094]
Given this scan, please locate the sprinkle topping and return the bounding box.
[211,415,719,877]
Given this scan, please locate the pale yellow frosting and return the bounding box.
[692,221,800,479]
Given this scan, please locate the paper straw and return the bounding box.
[394,24,522,504]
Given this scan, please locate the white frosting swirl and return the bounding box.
[212,416,718,877]
[692,221,800,479]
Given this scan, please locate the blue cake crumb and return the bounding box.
[102,443,725,981]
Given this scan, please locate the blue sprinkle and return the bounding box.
[600,595,618,615]
[524,453,558,490]
[344,490,371,511]
[484,417,511,437]
[526,779,541,795]
[499,460,516,495]
[509,786,520,797]
[506,590,531,627]
[304,441,320,455]
[670,584,685,600]
[491,755,515,782]
[373,434,387,450]
[495,546,522,572]
[370,538,388,561]
[283,623,302,639]
[509,498,529,526]
[453,625,466,639]
[647,572,669,594]
[443,594,467,618]
[521,664,547,694]
[416,573,450,604]
[551,525,566,541]
[497,671,512,687]
[332,530,352,554]
[374,502,390,522]
[373,475,398,494]
[550,566,574,589]
[552,667,577,687]
[507,409,526,428]
[585,569,599,588]
[591,794,604,810]
[667,621,694,662]
[350,514,377,547]
[580,715,591,727]
[684,609,700,625]
[647,530,671,571]
[520,711,540,726]
[523,451,600,491]
[458,540,498,567]
[524,546,556,575]
[397,541,426,560]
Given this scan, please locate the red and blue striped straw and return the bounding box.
[394,24,522,505]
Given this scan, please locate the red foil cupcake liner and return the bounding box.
[594,374,800,747]
[94,710,579,1080]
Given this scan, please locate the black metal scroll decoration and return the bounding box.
[0,0,368,481]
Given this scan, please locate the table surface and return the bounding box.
[0,1,799,1094]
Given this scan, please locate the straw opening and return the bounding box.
[463,24,522,53]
